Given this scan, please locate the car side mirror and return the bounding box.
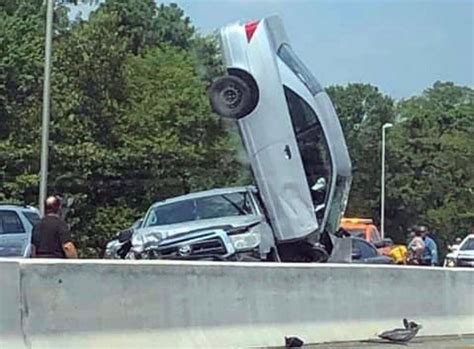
[118,229,133,243]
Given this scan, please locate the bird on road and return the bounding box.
[285,336,304,348]
[378,318,422,343]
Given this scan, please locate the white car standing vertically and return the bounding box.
[209,16,352,261]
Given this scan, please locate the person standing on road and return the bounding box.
[408,229,424,264]
[31,196,78,258]
[419,226,438,266]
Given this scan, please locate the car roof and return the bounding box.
[151,186,257,208]
[0,204,38,212]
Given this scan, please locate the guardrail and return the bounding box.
[1,259,473,348]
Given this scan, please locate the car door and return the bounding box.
[0,210,28,257]
[21,210,41,257]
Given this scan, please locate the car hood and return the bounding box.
[135,215,263,239]
[455,251,474,259]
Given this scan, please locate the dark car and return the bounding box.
[351,237,393,264]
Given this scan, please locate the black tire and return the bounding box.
[278,241,329,263]
[209,75,257,119]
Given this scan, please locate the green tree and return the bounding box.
[326,84,396,219]
[1,0,243,257]
[386,82,474,251]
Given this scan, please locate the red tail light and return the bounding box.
[245,20,259,42]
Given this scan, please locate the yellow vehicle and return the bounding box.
[340,218,408,264]
[340,218,381,243]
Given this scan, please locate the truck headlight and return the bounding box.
[229,230,261,251]
[131,234,145,253]
[131,233,162,254]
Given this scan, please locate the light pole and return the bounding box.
[381,122,393,239]
[39,0,54,216]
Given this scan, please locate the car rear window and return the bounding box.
[0,210,26,235]
[277,44,323,96]
[22,211,41,227]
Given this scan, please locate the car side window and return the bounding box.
[0,210,26,235]
[370,227,381,242]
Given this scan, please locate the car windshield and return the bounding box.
[460,238,474,251]
[277,44,323,96]
[144,192,254,227]
[283,86,332,223]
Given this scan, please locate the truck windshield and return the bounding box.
[144,192,254,226]
[283,86,332,223]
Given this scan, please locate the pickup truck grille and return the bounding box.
[159,237,227,258]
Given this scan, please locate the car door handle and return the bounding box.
[284,145,292,159]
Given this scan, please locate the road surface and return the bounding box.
[267,335,474,348]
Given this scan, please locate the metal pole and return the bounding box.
[381,123,393,239]
[39,0,54,216]
[381,127,386,239]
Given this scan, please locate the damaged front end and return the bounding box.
[106,222,276,262]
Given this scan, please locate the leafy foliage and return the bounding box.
[1,0,242,256]
[328,82,474,254]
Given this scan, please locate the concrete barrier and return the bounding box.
[0,260,24,349]
[0,259,473,348]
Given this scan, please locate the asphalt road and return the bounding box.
[267,335,474,349]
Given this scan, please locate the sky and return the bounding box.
[71,0,474,99]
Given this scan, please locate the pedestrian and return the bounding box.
[418,226,438,266]
[407,229,424,264]
[31,195,78,258]
[449,237,463,252]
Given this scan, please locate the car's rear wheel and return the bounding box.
[209,75,257,119]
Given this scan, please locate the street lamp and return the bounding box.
[39,0,54,216]
[381,122,393,239]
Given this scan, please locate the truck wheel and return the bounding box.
[209,75,256,119]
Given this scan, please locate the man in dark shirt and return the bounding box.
[31,196,78,258]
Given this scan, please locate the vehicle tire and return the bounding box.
[209,75,256,119]
[278,241,329,263]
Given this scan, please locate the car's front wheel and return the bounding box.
[209,75,257,119]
